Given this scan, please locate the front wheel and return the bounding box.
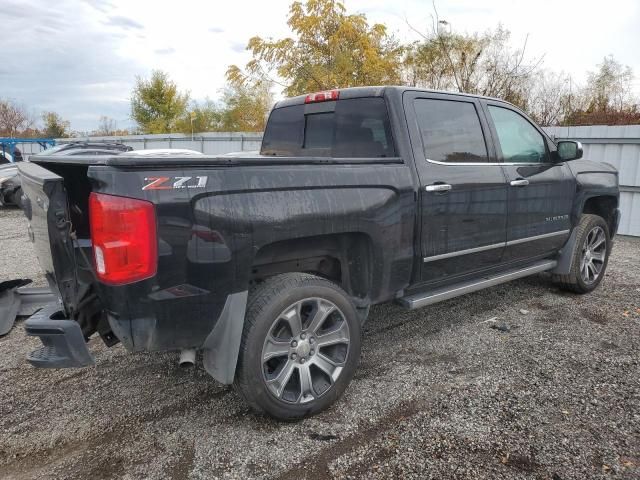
[553,214,611,293]
[234,273,361,420]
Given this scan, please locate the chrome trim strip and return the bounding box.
[399,260,558,310]
[423,242,504,263]
[422,229,570,263]
[426,158,555,167]
[505,229,570,246]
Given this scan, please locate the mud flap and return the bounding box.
[202,291,248,384]
[551,228,578,275]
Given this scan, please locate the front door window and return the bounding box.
[488,106,549,164]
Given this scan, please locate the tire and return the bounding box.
[553,214,611,293]
[234,273,361,420]
[12,187,23,209]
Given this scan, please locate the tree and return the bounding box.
[525,71,572,126]
[227,0,403,96]
[562,56,640,125]
[585,56,635,113]
[94,116,117,136]
[404,16,540,110]
[219,78,273,131]
[176,99,222,134]
[0,100,34,137]
[42,111,70,138]
[131,70,189,133]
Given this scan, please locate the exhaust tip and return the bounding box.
[179,348,196,368]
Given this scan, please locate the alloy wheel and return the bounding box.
[580,226,607,284]
[261,297,351,404]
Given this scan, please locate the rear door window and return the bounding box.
[261,97,396,158]
[414,98,489,163]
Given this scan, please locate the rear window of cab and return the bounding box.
[261,97,396,158]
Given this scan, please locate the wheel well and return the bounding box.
[582,196,618,234]
[250,233,373,301]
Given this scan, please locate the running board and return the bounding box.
[398,260,557,310]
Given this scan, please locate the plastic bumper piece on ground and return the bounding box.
[24,304,94,368]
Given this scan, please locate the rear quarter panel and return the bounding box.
[88,162,415,351]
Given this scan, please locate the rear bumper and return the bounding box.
[24,304,94,368]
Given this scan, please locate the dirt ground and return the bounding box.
[0,206,638,479]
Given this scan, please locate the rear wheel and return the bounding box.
[553,214,611,293]
[234,273,361,420]
[12,187,23,208]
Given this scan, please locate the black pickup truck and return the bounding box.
[18,87,620,419]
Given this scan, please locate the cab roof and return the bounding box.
[274,85,511,109]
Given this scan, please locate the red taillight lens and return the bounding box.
[304,90,339,103]
[89,192,157,285]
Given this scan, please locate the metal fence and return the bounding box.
[13,132,264,156]
[11,126,640,237]
[60,132,264,155]
[545,125,640,237]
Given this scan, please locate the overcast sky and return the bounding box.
[2,0,639,132]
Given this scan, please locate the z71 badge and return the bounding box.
[142,176,208,190]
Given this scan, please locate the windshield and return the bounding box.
[35,144,67,156]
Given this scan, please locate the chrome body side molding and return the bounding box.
[423,230,570,263]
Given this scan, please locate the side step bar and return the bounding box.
[398,260,557,310]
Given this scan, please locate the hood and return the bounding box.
[567,159,618,176]
[0,164,18,177]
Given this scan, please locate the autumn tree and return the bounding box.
[404,16,540,110]
[524,71,573,126]
[175,99,221,134]
[131,70,189,133]
[563,56,640,125]
[94,116,116,136]
[218,78,273,131]
[0,100,34,137]
[585,55,635,112]
[42,111,70,138]
[227,0,403,96]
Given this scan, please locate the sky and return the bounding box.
[2,0,639,132]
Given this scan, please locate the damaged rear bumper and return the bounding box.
[24,304,94,368]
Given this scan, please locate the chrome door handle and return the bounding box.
[425,184,452,192]
[510,179,529,187]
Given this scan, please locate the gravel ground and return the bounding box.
[0,205,639,480]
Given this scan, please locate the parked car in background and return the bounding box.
[0,163,21,206]
[0,151,14,164]
[126,148,203,157]
[35,141,134,157]
[19,87,620,420]
[0,142,133,207]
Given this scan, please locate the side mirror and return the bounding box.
[556,140,583,161]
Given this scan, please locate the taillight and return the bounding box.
[89,192,157,285]
[304,90,339,103]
